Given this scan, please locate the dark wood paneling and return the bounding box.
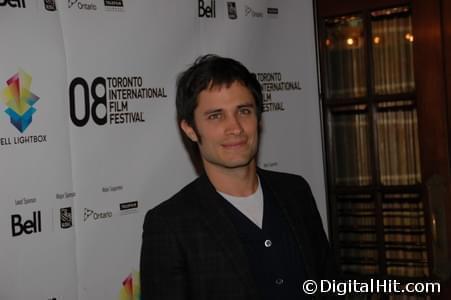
[316,0,409,17]
[444,0,451,170]
[316,0,451,295]
[439,0,451,297]
[412,0,449,179]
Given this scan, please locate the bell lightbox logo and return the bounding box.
[0,69,40,133]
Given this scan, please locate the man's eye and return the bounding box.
[239,108,252,115]
[207,113,221,120]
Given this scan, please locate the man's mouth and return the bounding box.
[222,140,247,149]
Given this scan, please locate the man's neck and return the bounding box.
[204,162,258,197]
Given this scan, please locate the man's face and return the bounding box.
[181,81,259,172]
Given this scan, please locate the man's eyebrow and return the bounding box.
[203,108,223,116]
[237,103,255,109]
[203,102,255,115]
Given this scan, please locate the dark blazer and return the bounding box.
[140,168,337,300]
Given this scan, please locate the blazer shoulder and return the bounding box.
[143,176,202,224]
[258,168,310,188]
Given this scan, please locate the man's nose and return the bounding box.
[225,114,244,135]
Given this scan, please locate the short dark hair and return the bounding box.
[175,54,263,126]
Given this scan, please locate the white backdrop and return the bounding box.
[0,1,326,299]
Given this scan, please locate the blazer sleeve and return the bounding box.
[140,209,189,300]
[296,178,341,299]
[304,179,339,280]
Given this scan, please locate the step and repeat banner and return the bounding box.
[0,1,326,300]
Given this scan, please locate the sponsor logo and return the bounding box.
[44,0,56,11]
[1,69,40,133]
[226,2,237,19]
[119,271,141,300]
[198,0,215,18]
[68,0,97,10]
[83,208,113,222]
[11,211,41,237]
[0,70,48,146]
[104,0,123,11]
[60,207,72,229]
[120,201,138,215]
[0,0,26,8]
[245,5,263,18]
[0,135,47,145]
[267,7,278,17]
[69,76,167,127]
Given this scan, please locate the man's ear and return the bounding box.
[180,120,199,142]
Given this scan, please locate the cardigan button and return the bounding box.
[264,239,272,247]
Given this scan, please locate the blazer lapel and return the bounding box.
[193,174,259,298]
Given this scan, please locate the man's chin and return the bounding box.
[203,157,256,170]
[222,157,256,169]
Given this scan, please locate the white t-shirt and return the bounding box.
[218,179,264,229]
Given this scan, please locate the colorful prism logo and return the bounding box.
[1,69,40,133]
[119,271,141,300]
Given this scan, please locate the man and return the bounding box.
[140,54,336,299]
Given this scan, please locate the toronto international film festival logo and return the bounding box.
[0,69,40,133]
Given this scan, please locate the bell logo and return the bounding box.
[0,0,26,8]
[198,0,215,18]
[11,211,42,237]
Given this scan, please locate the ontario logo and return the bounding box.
[119,271,141,300]
[83,208,112,222]
[1,69,39,133]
